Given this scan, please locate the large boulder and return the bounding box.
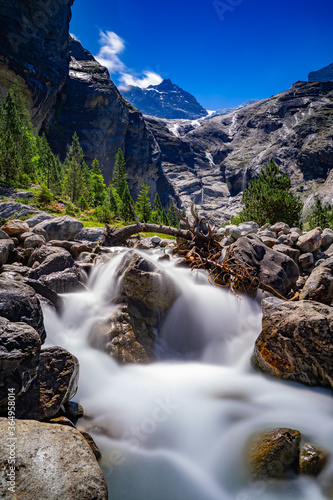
[299,266,333,305]
[15,347,79,420]
[296,228,322,253]
[0,239,14,265]
[0,202,38,220]
[116,250,179,312]
[253,298,333,388]
[0,419,108,500]
[26,212,55,227]
[1,219,29,237]
[40,267,86,294]
[0,318,41,413]
[28,246,74,280]
[0,278,45,342]
[246,428,301,480]
[75,227,105,243]
[32,216,83,241]
[228,234,299,297]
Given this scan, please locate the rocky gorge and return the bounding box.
[0,198,333,498]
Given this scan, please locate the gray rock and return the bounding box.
[258,230,277,238]
[0,230,9,240]
[290,231,301,242]
[238,221,259,235]
[75,226,105,243]
[0,318,41,412]
[321,228,333,250]
[24,234,46,249]
[273,243,300,263]
[116,250,179,312]
[15,347,79,420]
[299,252,314,269]
[28,246,75,280]
[297,228,322,253]
[225,225,241,240]
[0,419,108,499]
[253,297,333,388]
[0,278,45,342]
[40,267,85,294]
[151,235,162,245]
[26,212,55,227]
[309,62,333,82]
[12,191,33,199]
[271,222,291,234]
[32,216,83,241]
[299,266,333,304]
[0,202,38,220]
[69,242,94,259]
[0,239,14,265]
[228,234,299,297]
[277,234,294,247]
[260,236,278,248]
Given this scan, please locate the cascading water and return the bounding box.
[44,248,333,500]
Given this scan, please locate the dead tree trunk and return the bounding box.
[103,223,193,247]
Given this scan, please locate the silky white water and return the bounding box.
[44,249,333,500]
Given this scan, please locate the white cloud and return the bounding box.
[94,30,163,89]
[119,71,163,90]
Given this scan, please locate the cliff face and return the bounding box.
[43,39,160,196]
[146,81,333,224]
[0,1,162,199]
[0,0,74,130]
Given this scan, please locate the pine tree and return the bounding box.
[167,204,179,227]
[0,130,22,186]
[121,183,134,222]
[90,158,106,207]
[233,159,303,227]
[136,184,152,222]
[152,192,169,225]
[108,185,120,217]
[36,133,62,193]
[9,80,32,131]
[112,148,127,198]
[63,132,89,203]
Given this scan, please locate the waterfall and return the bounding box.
[43,249,333,500]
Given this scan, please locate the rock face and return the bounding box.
[246,428,301,480]
[0,278,46,341]
[15,347,79,420]
[43,38,160,196]
[228,234,299,297]
[145,80,333,224]
[299,266,333,305]
[299,443,329,476]
[121,78,208,120]
[0,0,74,130]
[32,216,83,241]
[253,298,333,388]
[309,62,333,83]
[0,318,41,412]
[0,419,108,499]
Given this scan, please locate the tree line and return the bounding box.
[0,82,179,227]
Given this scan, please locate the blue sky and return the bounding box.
[70,0,333,110]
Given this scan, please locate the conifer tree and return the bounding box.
[112,148,127,198]
[36,133,62,193]
[121,183,134,222]
[108,185,120,217]
[136,184,152,222]
[90,158,106,207]
[233,159,303,227]
[167,204,179,227]
[63,132,89,203]
[152,192,169,225]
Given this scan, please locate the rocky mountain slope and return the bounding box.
[309,62,333,83]
[121,78,208,120]
[205,99,260,119]
[146,81,333,224]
